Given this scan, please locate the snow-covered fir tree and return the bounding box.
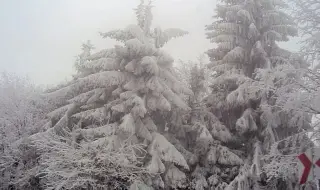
[203,0,313,189]
[30,1,193,189]
[164,56,241,190]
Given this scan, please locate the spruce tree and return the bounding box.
[31,1,193,189]
[204,0,312,189]
[167,57,240,190]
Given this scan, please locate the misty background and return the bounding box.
[0,0,300,85]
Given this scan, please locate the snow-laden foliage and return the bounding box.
[260,131,313,190]
[0,73,48,143]
[276,69,320,115]
[285,0,320,147]
[225,165,262,190]
[163,52,241,189]
[175,54,213,101]
[0,72,51,189]
[204,0,312,189]
[291,0,320,65]
[31,128,148,190]
[28,1,191,189]
[274,64,319,145]
[206,144,243,166]
[164,164,187,189]
[130,180,153,190]
[148,132,189,170]
[2,0,319,189]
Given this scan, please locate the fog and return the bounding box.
[0,0,299,85]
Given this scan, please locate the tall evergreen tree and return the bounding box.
[167,57,240,190]
[204,0,312,189]
[30,1,192,189]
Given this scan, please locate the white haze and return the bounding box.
[0,0,299,85]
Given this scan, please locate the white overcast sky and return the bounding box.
[0,0,300,85]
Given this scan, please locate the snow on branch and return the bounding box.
[153,28,188,48]
[100,29,134,43]
[31,128,148,190]
[207,145,243,166]
[71,107,108,124]
[164,165,187,189]
[223,46,246,63]
[86,49,116,61]
[72,123,116,142]
[78,71,129,88]
[82,58,120,72]
[235,108,258,135]
[148,132,189,170]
